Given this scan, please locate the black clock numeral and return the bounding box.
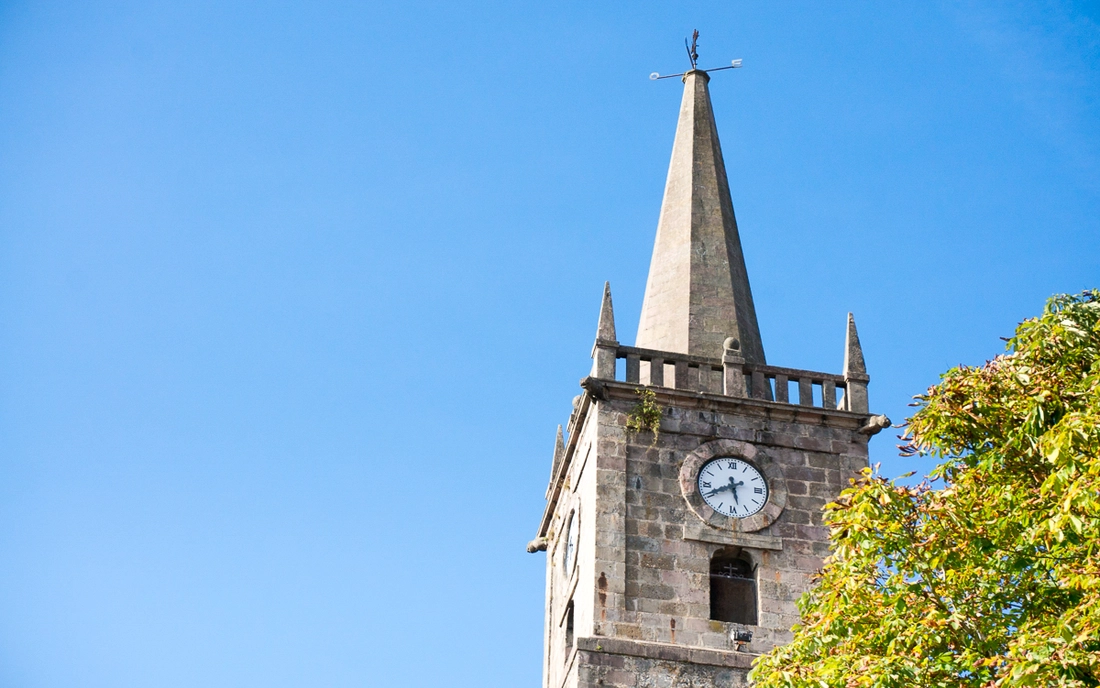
[727,461,736,469]
[701,481,711,488]
[754,487,764,494]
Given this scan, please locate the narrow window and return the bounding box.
[710,553,757,625]
[563,511,577,573]
[563,601,574,658]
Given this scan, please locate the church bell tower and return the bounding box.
[526,59,889,688]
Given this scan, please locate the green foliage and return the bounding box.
[751,290,1100,688]
[626,388,662,441]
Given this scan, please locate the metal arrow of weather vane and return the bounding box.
[650,30,743,80]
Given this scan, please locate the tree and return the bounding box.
[750,291,1100,688]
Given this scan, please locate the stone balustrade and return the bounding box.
[593,343,868,413]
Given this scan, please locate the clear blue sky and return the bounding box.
[1,2,1097,686]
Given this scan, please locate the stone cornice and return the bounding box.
[575,636,756,669]
[598,378,871,428]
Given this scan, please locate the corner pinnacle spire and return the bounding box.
[843,312,867,377]
[636,64,765,362]
[591,282,618,378]
[596,281,616,343]
[843,313,870,414]
[550,424,565,477]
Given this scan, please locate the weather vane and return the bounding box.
[650,29,743,81]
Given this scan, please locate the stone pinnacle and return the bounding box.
[595,281,617,344]
[843,312,867,378]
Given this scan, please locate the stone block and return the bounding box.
[784,465,827,483]
[786,479,808,495]
[780,509,810,525]
[788,495,828,512]
[808,481,841,499]
[806,452,840,469]
[613,623,644,639]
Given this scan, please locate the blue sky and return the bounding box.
[1,2,1098,686]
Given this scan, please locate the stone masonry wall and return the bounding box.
[542,380,873,688]
[546,404,601,688]
[593,388,869,656]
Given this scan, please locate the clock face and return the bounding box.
[697,457,768,519]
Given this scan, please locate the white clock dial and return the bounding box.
[697,457,768,519]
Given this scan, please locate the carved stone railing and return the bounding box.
[618,345,723,392]
[593,342,867,413]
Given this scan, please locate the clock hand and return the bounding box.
[703,483,732,498]
[728,477,744,504]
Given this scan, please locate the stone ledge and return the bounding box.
[683,522,783,550]
[575,636,756,669]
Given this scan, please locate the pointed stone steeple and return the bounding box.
[636,69,765,363]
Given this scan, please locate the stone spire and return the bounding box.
[591,282,618,379]
[595,281,616,343]
[843,313,869,413]
[542,423,568,504]
[843,312,867,377]
[636,69,765,363]
[550,424,565,479]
